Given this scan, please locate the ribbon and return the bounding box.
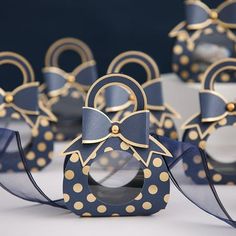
[105,79,180,125]
[63,107,172,167]
[42,60,97,97]
[186,0,236,30]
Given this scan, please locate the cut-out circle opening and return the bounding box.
[88,150,144,205]
[58,50,82,72]
[192,32,234,74]
[206,126,236,174]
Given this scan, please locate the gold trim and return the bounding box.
[130,135,172,167]
[45,37,94,67]
[0,52,35,83]
[201,59,236,90]
[181,113,217,139]
[82,107,150,148]
[85,73,148,111]
[107,51,160,81]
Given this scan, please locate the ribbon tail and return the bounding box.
[163,137,236,228]
[0,129,65,208]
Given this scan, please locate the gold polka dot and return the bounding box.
[82,166,90,175]
[135,193,143,200]
[73,183,83,193]
[37,142,47,152]
[170,131,178,140]
[219,118,227,126]
[17,162,24,170]
[0,109,6,117]
[44,131,53,141]
[164,194,170,203]
[181,71,189,79]
[193,155,202,164]
[37,158,46,167]
[120,142,129,150]
[148,185,158,194]
[63,194,70,203]
[11,112,20,119]
[180,55,189,65]
[198,170,206,179]
[32,128,39,137]
[164,119,173,129]
[56,133,64,141]
[191,63,199,73]
[173,45,183,55]
[199,141,206,149]
[65,170,75,180]
[82,212,92,217]
[144,168,152,178]
[31,168,38,172]
[70,153,79,163]
[97,205,107,213]
[87,193,96,202]
[142,202,152,210]
[48,151,54,159]
[213,174,222,182]
[178,33,187,41]
[126,205,135,213]
[204,28,213,35]
[110,151,119,159]
[156,128,164,136]
[71,91,81,99]
[26,151,35,161]
[159,172,169,182]
[172,64,179,72]
[153,158,162,167]
[99,157,109,165]
[183,163,188,171]
[189,130,198,140]
[104,147,113,152]
[221,73,230,82]
[40,119,49,127]
[111,213,119,217]
[74,201,83,210]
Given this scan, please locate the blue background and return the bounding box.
[0,0,223,88]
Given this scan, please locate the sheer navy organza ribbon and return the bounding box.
[0,128,235,227]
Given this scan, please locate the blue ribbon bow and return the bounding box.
[63,107,172,166]
[42,61,97,97]
[186,0,236,30]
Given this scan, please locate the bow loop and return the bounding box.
[43,61,97,97]
[105,86,131,112]
[199,91,228,122]
[81,107,149,148]
[0,83,39,115]
[186,0,236,30]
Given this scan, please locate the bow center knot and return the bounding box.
[67,74,76,83]
[5,93,14,103]
[226,102,235,112]
[210,10,218,20]
[111,124,120,134]
[129,94,136,102]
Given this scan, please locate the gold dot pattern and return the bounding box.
[65,170,75,180]
[70,153,79,163]
[142,202,152,210]
[126,205,135,213]
[148,185,158,195]
[74,201,84,210]
[73,183,83,193]
[159,172,169,182]
[153,158,162,167]
[97,205,107,213]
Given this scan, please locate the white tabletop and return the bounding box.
[0,74,236,235]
